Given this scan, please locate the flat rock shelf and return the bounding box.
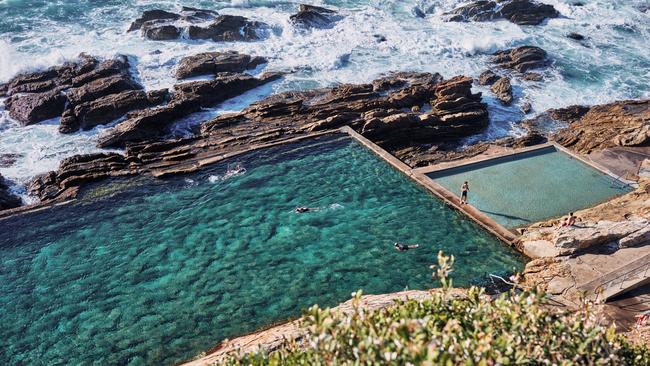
[0,134,524,365]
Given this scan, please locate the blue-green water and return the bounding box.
[427,147,632,228]
[0,135,524,365]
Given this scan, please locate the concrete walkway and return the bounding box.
[579,252,650,302]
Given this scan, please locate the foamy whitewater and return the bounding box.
[1,0,649,199]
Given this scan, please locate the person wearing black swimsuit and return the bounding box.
[460,181,469,205]
[394,243,419,252]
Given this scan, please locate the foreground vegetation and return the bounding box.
[219,253,650,365]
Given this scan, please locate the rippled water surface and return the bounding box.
[0,135,524,365]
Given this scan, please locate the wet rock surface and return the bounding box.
[175,51,267,79]
[97,72,282,148]
[446,0,560,25]
[290,4,342,29]
[2,54,146,131]
[128,8,265,42]
[490,76,513,105]
[554,100,650,154]
[24,72,491,203]
[492,46,550,73]
[0,174,22,210]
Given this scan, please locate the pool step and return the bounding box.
[579,253,650,302]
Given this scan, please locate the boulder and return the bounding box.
[567,32,585,41]
[127,9,181,32]
[0,174,22,210]
[188,15,266,42]
[2,54,143,127]
[141,21,182,40]
[6,89,67,125]
[446,0,560,25]
[173,72,282,106]
[66,75,142,105]
[289,4,341,29]
[554,100,650,153]
[478,70,499,85]
[492,46,549,73]
[175,51,267,79]
[490,76,513,105]
[59,89,169,133]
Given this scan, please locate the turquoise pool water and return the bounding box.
[0,135,524,365]
[427,146,632,228]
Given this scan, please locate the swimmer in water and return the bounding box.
[394,243,420,252]
[295,207,320,213]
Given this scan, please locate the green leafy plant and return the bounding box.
[218,252,650,365]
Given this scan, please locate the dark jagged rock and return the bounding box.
[554,100,650,153]
[3,55,143,128]
[290,4,342,29]
[97,72,282,148]
[567,32,585,41]
[523,72,543,81]
[66,75,142,105]
[59,89,169,133]
[492,46,549,73]
[175,51,267,79]
[548,105,590,123]
[97,98,202,148]
[180,6,219,21]
[127,9,181,32]
[188,15,265,42]
[446,0,560,25]
[6,89,67,125]
[173,72,282,107]
[478,70,500,85]
[141,21,182,40]
[0,154,21,168]
[0,174,22,210]
[22,72,492,205]
[491,76,513,105]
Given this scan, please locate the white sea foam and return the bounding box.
[0,0,649,189]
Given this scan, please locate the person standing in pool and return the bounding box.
[460,181,469,205]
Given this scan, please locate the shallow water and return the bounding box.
[0,135,524,365]
[427,147,632,228]
[1,0,649,190]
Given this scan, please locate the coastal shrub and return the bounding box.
[219,253,650,366]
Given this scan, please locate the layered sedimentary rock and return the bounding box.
[289,4,342,29]
[97,72,283,148]
[26,72,490,202]
[446,0,560,25]
[554,100,650,154]
[175,51,267,79]
[0,54,160,133]
[490,76,513,105]
[0,174,21,210]
[492,46,550,73]
[128,8,266,42]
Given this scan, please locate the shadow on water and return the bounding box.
[479,209,533,223]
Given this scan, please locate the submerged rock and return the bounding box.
[491,76,513,105]
[554,99,650,154]
[492,46,550,73]
[175,51,267,79]
[445,0,560,25]
[0,174,21,210]
[290,4,342,29]
[567,32,585,41]
[188,15,266,42]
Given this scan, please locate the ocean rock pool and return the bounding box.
[427,146,632,228]
[0,134,524,365]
